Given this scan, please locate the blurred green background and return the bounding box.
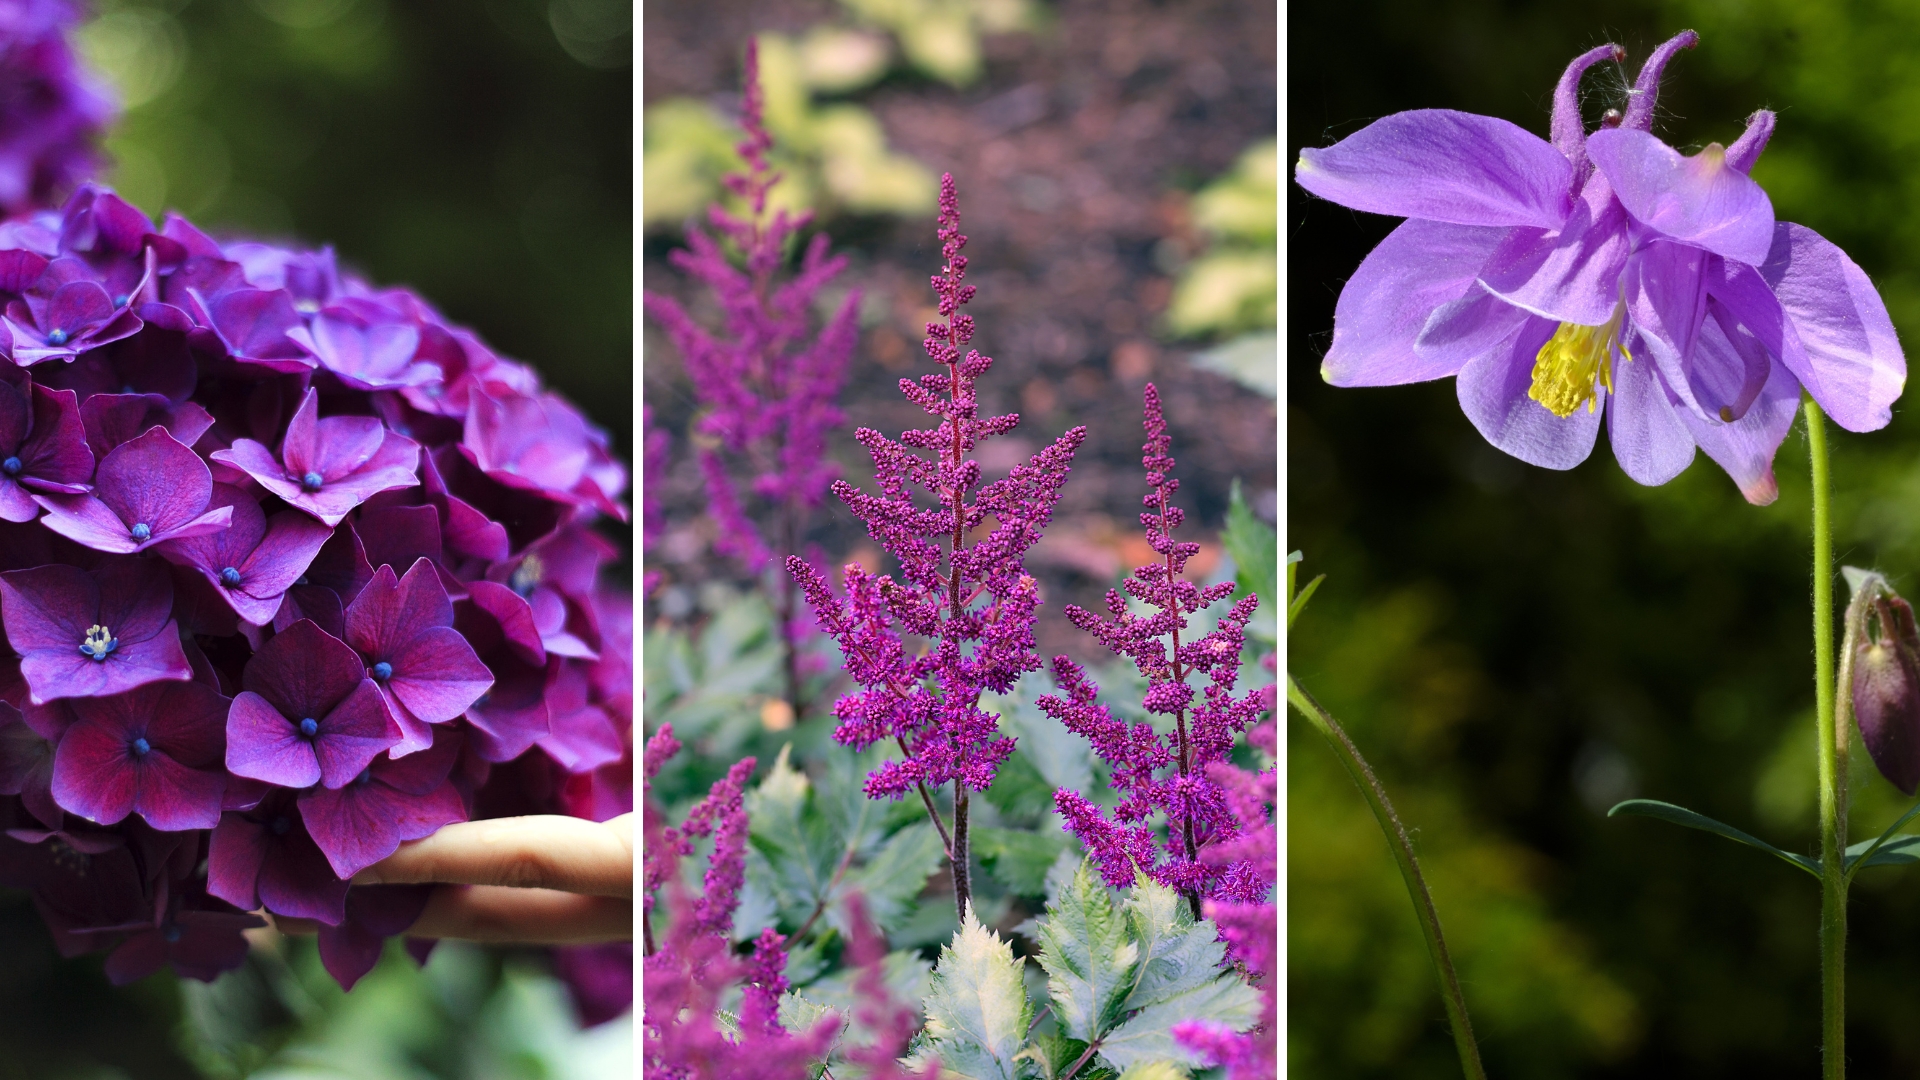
[1291,0,1920,1076]
[0,1,629,1077]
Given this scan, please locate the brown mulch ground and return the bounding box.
[643,0,1277,665]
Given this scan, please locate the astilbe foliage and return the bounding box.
[0,0,113,216]
[1040,383,1267,910]
[645,39,859,718]
[641,724,839,1079]
[0,182,633,1016]
[788,173,1086,915]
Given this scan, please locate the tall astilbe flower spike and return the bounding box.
[1040,383,1267,914]
[788,173,1087,917]
[644,38,859,722]
[1295,31,1905,504]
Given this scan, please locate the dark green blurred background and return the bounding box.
[1290,0,1920,1076]
[0,1,628,1076]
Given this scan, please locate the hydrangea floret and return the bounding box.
[788,173,1086,917]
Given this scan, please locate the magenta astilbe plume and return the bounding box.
[645,39,860,717]
[642,731,840,1078]
[788,173,1086,916]
[0,0,114,216]
[0,178,632,1002]
[1040,384,1267,908]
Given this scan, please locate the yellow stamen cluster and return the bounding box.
[1529,306,1631,418]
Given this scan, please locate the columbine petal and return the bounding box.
[1319,217,1513,386]
[1759,221,1906,433]
[1455,317,1605,470]
[1295,109,1574,230]
[1586,127,1775,265]
[1606,352,1696,486]
[1477,176,1632,325]
[1678,358,1803,505]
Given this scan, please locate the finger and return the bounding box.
[351,814,633,897]
[409,885,632,944]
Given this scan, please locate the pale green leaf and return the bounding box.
[845,822,944,931]
[777,991,842,1039]
[1035,862,1138,1042]
[923,905,1034,1080]
[1115,1061,1187,1080]
[1098,975,1260,1072]
[1120,873,1235,1010]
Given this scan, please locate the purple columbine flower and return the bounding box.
[212,387,421,526]
[345,557,493,756]
[49,680,228,832]
[34,425,232,553]
[0,556,191,703]
[0,374,90,520]
[206,787,350,924]
[225,618,396,790]
[158,482,333,626]
[298,726,467,880]
[1295,31,1906,504]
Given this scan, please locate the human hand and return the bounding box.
[272,814,632,944]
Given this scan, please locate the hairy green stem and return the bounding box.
[1808,398,1847,1080]
[1288,676,1486,1080]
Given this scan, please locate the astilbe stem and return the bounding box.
[788,173,1085,919]
[1040,384,1267,916]
[644,38,859,722]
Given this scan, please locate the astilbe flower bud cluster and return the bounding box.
[0,0,114,217]
[787,173,1085,912]
[641,724,839,1078]
[0,183,632,1012]
[1040,383,1268,905]
[645,40,859,716]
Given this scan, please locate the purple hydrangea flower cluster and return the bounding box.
[645,40,859,716]
[787,173,1085,914]
[1296,31,1905,504]
[0,0,114,217]
[0,183,633,1002]
[1041,383,1267,911]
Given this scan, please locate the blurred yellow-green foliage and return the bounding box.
[1166,138,1276,341]
[1294,0,1920,1075]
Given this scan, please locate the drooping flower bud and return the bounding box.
[1853,590,1920,795]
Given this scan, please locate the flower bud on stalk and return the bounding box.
[1849,575,1920,794]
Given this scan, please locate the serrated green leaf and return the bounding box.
[983,751,1058,824]
[923,905,1034,1080]
[1223,480,1276,643]
[846,822,944,931]
[1018,1033,1091,1080]
[976,827,1072,897]
[777,991,842,1038]
[1120,873,1231,1010]
[1035,862,1139,1043]
[1099,975,1260,1072]
[746,747,845,926]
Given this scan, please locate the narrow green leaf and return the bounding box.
[1844,798,1920,878]
[1288,574,1324,629]
[1608,799,1819,877]
[923,905,1034,1080]
[1035,862,1139,1043]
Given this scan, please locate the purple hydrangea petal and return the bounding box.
[225,690,321,789]
[1586,126,1776,265]
[1759,221,1906,434]
[1456,317,1605,469]
[317,884,434,991]
[386,627,493,725]
[18,382,93,492]
[200,287,314,370]
[346,559,454,653]
[1319,217,1513,386]
[1295,109,1575,230]
[93,425,213,536]
[299,772,466,880]
[45,278,111,337]
[311,680,397,789]
[234,511,332,600]
[467,580,546,667]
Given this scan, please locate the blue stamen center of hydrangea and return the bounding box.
[80,624,117,661]
[509,554,544,597]
[130,523,151,541]
[162,924,182,943]
[220,566,242,586]
[354,768,372,786]
[294,575,309,586]
[269,815,292,836]
[1,457,21,476]
[130,737,150,757]
[1529,303,1632,418]
[300,471,324,492]
[298,717,319,739]
[112,294,128,308]
[45,328,66,346]
[371,661,392,681]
